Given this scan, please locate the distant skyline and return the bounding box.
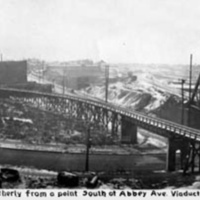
[1,0,200,64]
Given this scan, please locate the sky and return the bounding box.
[1,0,200,64]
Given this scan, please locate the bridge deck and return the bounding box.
[0,88,200,142]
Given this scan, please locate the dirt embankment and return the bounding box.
[151,95,182,123]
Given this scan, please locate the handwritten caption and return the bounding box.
[0,190,200,198]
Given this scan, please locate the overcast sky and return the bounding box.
[1,0,200,64]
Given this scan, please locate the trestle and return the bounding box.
[167,137,200,172]
[186,142,200,173]
[166,137,189,171]
[3,90,200,175]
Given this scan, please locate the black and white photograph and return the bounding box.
[0,0,200,191]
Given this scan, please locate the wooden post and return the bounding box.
[105,65,109,102]
[181,79,185,125]
[199,150,200,173]
[62,68,65,95]
[191,143,195,173]
[85,126,91,171]
[188,54,193,127]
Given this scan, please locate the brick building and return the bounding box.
[0,60,27,85]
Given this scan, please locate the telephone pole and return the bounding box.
[85,126,91,171]
[42,61,45,83]
[62,68,65,95]
[105,65,109,103]
[188,54,193,127]
[180,79,186,125]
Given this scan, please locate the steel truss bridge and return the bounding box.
[0,88,200,173]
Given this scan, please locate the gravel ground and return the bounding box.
[0,165,198,189]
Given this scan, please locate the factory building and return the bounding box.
[46,64,104,90]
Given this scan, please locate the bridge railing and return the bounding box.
[114,104,200,141]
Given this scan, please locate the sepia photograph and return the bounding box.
[0,0,200,191]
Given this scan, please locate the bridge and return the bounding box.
[0,88,200,173]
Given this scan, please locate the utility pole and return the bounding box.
[85,125,91,171]
[0,54,2,62]
[42,61,45,83]
[105,65,109,103]
[62,68,65,95]
[65,67,68,90]
[180,79,186,125]
[188,54,193,127]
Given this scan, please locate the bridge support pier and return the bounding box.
[166,137,190,172]
[121,116,137,144]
